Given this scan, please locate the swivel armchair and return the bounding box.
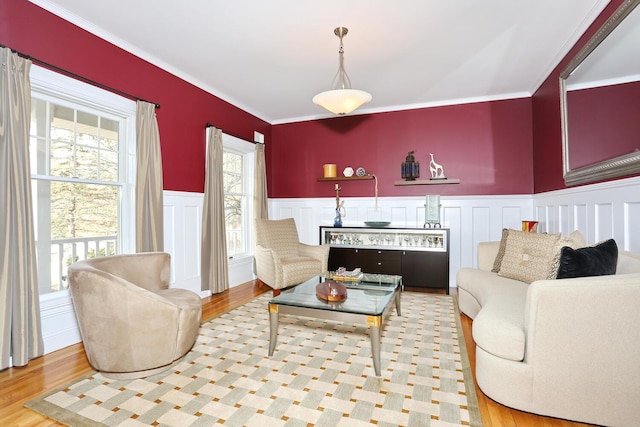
[68,252,202,379]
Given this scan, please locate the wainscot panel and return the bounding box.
[533,176,640,252]
[268,195,535,287]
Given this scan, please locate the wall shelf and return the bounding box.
[318,175,375,182]
[394,178,460,186]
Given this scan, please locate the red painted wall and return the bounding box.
[531,0,633,192]
[567,81,640,169]
[270,98,534,198]
[4,0,631,197]
[0,0,270,193]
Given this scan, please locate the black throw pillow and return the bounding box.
[556,239,618,279]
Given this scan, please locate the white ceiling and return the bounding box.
[30,0,610,124]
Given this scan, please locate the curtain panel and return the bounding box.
[0,48,44,369]
[254,142,268,220]
[201,127,229,293]
[135,101,164,252]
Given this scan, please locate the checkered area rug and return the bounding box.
[26,292,481,426]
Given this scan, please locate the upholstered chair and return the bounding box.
[68,252,202,379]
[254,218,329,291]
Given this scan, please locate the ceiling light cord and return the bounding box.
[332,38,352,91]
[312,27,372,115]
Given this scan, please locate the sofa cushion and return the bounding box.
[470,281,529,362]
[617,251,640,274]
[547,230,587,279]
[491,228,510,273]
[457,268,527,307]
[498,230,561,284]
[556,239,618,279]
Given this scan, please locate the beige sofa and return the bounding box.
[457,236,640,426]
[68,252,202,379]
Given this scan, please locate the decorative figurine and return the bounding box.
[401,151,420,180]
[429,153,446,179]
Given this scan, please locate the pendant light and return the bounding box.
[313,27,372,115]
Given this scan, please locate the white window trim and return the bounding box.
[30,66,136,301]
[222,133,255,263]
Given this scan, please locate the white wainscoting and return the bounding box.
[163,191,208,297]
[269,195,535,287]
[533,176,640,253]
[163,190,255,294]
[39,291,82,354]
[38,177,640,355]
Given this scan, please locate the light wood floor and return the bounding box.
[0,280,593,426]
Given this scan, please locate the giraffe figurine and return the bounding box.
[429,153,446,179]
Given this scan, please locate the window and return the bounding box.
[222,134,255,259]
[30,66,136,296]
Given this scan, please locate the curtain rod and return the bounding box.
[205,122,260,144]
[2,44,160,108]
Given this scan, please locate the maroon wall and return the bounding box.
[0,0,270,193]
[270,98,534,198]
[4,0,631,197]
[531,0,631,192]
[567,81,640,169]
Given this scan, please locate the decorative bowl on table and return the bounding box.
[364,221,391,227]
[316,281,347,302]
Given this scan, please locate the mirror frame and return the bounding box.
[560,0,640,186]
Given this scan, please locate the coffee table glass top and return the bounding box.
[269,273,402,316]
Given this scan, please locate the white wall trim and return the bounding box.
[269,194,536,287]
[38,177,639,355]
[163,190,254,293]
[533,176,640,252]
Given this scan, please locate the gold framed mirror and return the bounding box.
[560,0,640,186]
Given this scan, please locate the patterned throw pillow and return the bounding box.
[498,230,561,283]
[491,228,510,273]
[546,230,587,279]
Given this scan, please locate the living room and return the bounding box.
[2,0,640,425]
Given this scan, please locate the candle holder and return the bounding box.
[334,184,345,227]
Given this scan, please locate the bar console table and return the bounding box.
[319,226,450,293]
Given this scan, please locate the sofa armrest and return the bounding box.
[298,243,330,270]
[523,274,640,418]
[478,241,500,271]
[78,252,171,292]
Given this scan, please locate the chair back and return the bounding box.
[255,218,300,257]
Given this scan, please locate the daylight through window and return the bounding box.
[30,67,135,296]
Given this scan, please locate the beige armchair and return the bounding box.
[68,252,202,379]
[255,218,329,290]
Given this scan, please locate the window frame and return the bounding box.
[221,133,256,261]
[30,65,136,301]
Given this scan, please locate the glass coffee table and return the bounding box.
[268,273,402,376]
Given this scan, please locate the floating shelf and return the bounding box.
[394,178,460,186]
[317,175,375,182]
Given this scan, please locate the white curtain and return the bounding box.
[135,101,164,252]
[201,127,229,293]
[254,142,268,220]
[0,48,44,369]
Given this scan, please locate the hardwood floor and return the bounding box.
[0,280,593,426]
